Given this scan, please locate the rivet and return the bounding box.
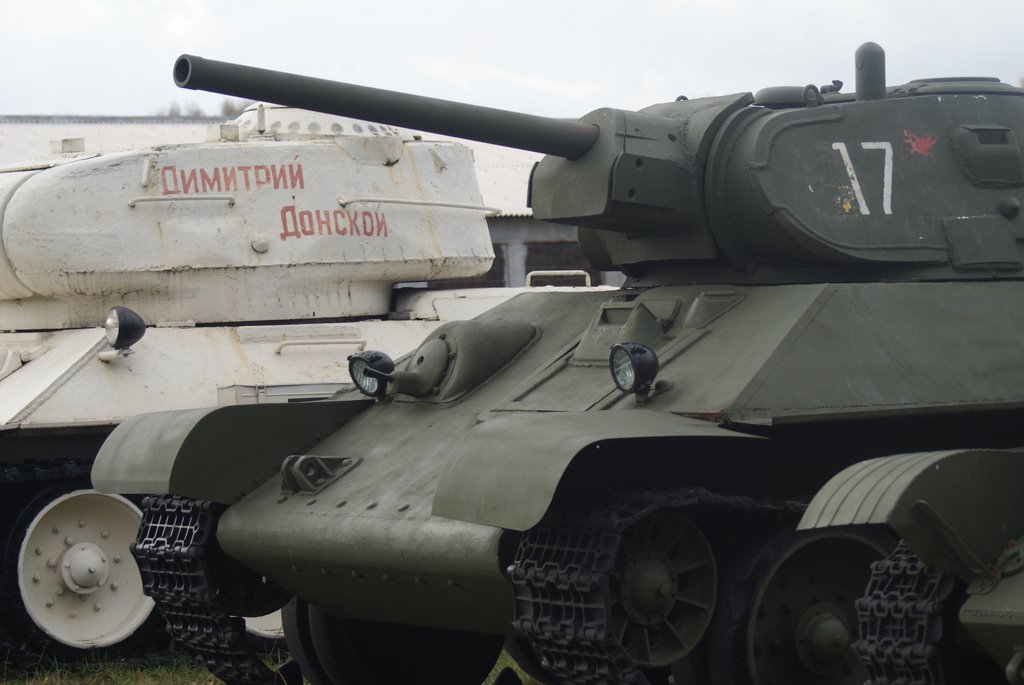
[101,531,110,539]
[93,604,101,612]
[398,504,410,512]
[87,567,96,574]
[52,526,60,535]
[34,547,42,556]
[47,559,56,569]
[64,537,74,546]
[78,520,86,528]
[110,583,118,592]
[366,502,377,510]
[336,500,347,508]
[276,495,288,504]
[251,236,270,254]
[45,600,53,608]
[69,611,77,618]
[31,576,39,584]
[306,498,318,506]
[999,197,1021,220]
[113,555,122,563]
[64,562,71,569]
[56,587,65,596]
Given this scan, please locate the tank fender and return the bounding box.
[432,411,759,531]
[92,399,370,503]
[798,449,1024,582]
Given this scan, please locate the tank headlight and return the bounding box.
[348,350,395,398]
[609,343,659,395]
[104,306,146,350]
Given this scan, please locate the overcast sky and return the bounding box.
[3,0,1022,119]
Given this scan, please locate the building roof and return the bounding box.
[0,115,540,217]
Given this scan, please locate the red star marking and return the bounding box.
[904,129,937,157]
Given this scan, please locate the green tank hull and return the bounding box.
[94,43,1024,685]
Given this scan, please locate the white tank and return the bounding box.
[0,105,513,661]
[0,104,494,329]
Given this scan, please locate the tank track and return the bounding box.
[854,541,955,685]
[132,495,294,685]
[510,487,805,685]
[0,459,91,484]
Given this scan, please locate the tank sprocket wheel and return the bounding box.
[512,490,723,685]
[614,509,717,668]
[709,526,892,685]
[284,597,505,685]
[0,481,162,661]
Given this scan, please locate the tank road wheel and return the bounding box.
[710,527,891,685]
[0,483,158,659]
[245,607,286,649]
[284,597,505,685]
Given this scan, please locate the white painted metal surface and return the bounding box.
[17,490,153,648]
[0,106,495,330]
[0,110,541,217]
[1,319,454,428]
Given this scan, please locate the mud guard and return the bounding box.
[92,399,371,504]
[798,448,1024,580]
[432,411,759,531]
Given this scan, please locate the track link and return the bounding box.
[855,541,955,685]
[132,495,294,685]
[510,488,804,685]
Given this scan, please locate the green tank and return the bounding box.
[92,43,1024,685]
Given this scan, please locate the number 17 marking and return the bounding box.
[831,141,893,215]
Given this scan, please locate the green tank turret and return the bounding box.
[94,43,1024,685]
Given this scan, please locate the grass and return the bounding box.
[0,649,542,685]
[0,661,212,685]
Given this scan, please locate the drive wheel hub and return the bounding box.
[623,557,676,622]
[61,542,109,593]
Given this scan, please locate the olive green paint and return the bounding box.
[92,400,370,503]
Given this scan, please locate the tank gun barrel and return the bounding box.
[174,55,600,160]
